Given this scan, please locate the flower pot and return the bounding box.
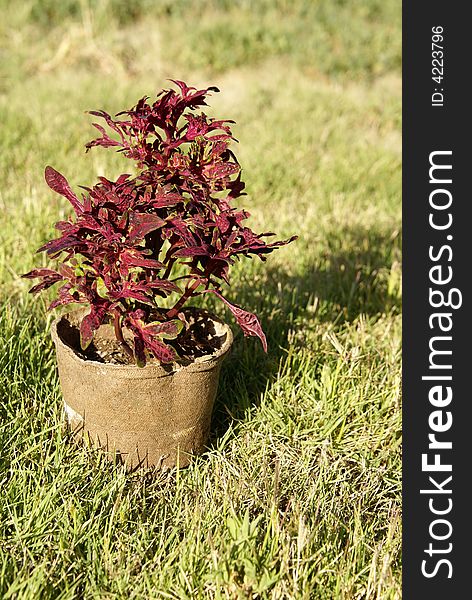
[51,308,233,469]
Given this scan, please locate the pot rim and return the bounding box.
[51,307,233,377]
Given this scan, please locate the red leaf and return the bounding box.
[80,305,108,349]
[143,319,182,338]
[203,162,240,181]
[174,245,210,258]
[120,249,165,270]
[27,280,58,294]
[216,214,230,233]
[55,220,74,232]
[145,337,176,363]
[88,123,123,148]
[87,110,127,141]
[205,290,267,352]
[168,80,194,96]
[128,257,165,269]
[22,268,63,294]
[37,234,81,256]
[147,280,182,293]
[21,268,61,280]
[45,166,83,214]
[151,192,183,209]
[48,295,77,310]
[116,173,132,185]
[111,288,154,306]
[127,315,177,365]
[128,212,165,243]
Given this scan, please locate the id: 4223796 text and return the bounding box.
[432,25,444,107]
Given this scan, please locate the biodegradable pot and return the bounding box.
[51,309,233,469]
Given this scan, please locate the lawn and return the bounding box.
[0,1,401,598]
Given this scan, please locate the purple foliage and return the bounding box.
[23,81,297,365]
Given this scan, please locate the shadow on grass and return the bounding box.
[209,224,401,440]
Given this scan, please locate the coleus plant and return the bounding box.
[23,81,296,366]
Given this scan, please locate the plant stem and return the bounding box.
[162,257,176,280]
[113,312,134,358]
[166,279,201,319]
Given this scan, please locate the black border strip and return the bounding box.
[403,3,469,596]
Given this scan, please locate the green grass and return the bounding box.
[0,1,401,597]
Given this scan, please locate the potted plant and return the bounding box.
[23,80,296,469]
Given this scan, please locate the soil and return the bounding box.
[57,308,229,366]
